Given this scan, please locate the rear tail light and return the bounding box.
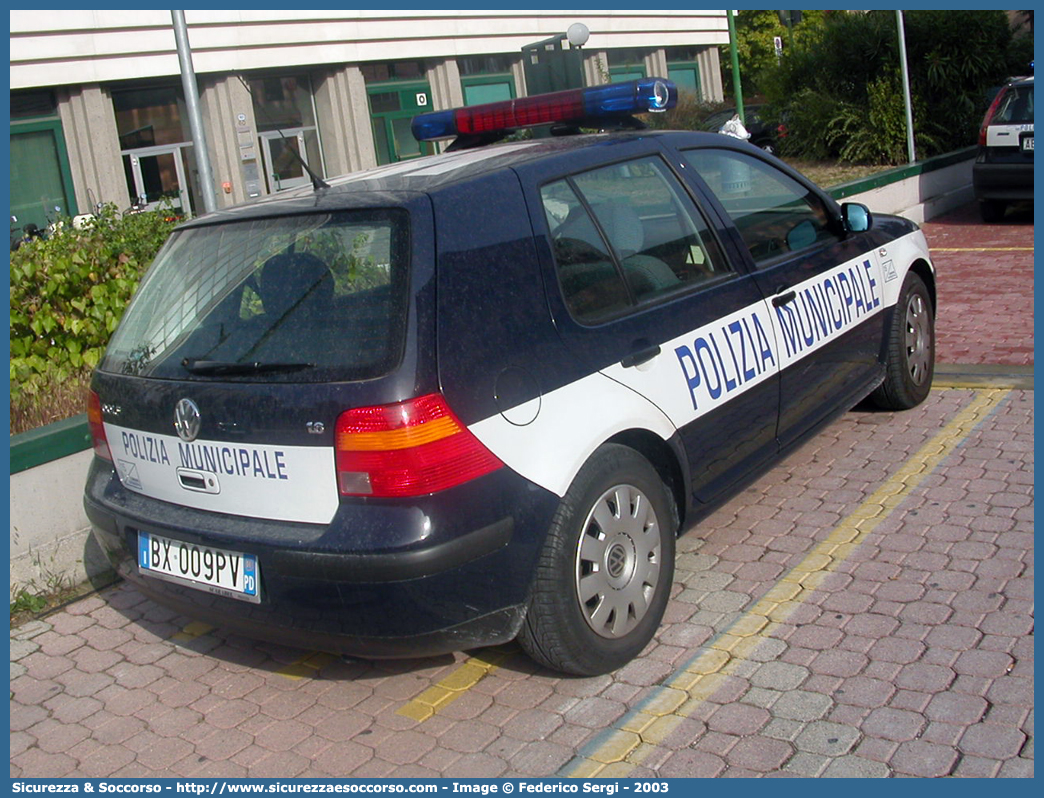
[335,393,503,498]
[979,87,1008,146]
[87,390,112,461]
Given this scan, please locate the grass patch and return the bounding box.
[10,366,93,436]
[786,160,895,188]
[10,581,100,628]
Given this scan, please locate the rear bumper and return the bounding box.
[84,458,559,657]
[973,161,1034,202]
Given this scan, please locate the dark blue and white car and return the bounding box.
[84,79,936,675]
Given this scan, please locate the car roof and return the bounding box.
[178,129,735,228]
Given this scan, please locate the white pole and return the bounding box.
[896,10,916,164]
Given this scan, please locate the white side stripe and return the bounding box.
[471,227,936,498]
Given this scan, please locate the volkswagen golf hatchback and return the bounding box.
[85,79,936,675]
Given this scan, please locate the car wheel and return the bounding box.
[518,444,676,675]
[979,199,1007,223]
[871,272,934,410]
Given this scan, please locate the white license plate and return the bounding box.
[1022,135,1034,152]
[138,531,260,603]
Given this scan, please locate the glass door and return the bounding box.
[259,129,311,192]
[122,145,191,215]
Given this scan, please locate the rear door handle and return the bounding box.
[621,344,661,369]
[772,290,797,307]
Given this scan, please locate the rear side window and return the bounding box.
[100,210,409,382]
[541,156,729,323]
[682,148,840,266]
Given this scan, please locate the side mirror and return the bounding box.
[842,202,872,233]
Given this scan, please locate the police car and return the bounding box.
[973,74,1034,222]
[84,79,936,675]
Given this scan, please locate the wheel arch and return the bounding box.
[908,258,936,317]
[605,427,688,535]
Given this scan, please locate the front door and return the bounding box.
[678,147,888,449]
[123,145,191,215]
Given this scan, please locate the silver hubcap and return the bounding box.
[574,484,662,639]
[904,292,932,386]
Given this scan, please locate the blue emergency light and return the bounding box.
[412,78,678,144]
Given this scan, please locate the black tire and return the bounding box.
[979,199,1007,223]
[518,444,676,676]
[871,272,934,410]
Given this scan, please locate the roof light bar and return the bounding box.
[412,78,678,143]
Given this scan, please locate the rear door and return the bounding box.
[676,146,887,449]
[519,144,780,503]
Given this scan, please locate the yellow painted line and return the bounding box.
[276,651,338,681]
[930,247,1033,252]
[563,388,1009,777]
[397,646,514,722]
[171,621,215,642]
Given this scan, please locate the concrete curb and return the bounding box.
[5,149,979,600]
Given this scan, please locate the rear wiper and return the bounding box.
[181,358,314,376]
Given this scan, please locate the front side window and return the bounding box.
[541,156,729,323]
[101,210,409,382]
[682,149,840,265]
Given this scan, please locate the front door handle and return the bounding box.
[621,344,661,369]
[772,290,797,307]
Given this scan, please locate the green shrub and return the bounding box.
[827,70,940,165]
[9,204,177,413]
[774,88,837,161]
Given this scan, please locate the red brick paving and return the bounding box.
[921,202,1034,366]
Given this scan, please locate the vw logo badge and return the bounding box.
[174,398,202,442]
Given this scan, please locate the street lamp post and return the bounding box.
[727,11,745,125]
[171,10,217,215]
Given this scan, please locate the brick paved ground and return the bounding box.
[10,203,1034,779]
[921,202,1034,366]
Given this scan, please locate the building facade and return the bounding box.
[10,11,727,229]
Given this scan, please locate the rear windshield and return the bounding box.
[993,83,1034,125]
[100,209,410,382]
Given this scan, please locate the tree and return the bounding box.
[760,10,1020,162]
[719,10,828,99]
